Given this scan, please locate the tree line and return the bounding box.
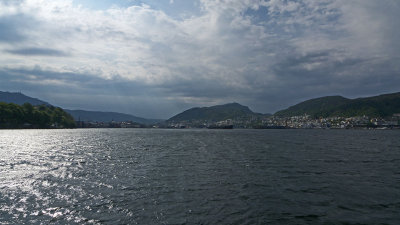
[0,102,76,128]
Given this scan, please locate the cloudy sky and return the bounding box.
[1,0,399,119]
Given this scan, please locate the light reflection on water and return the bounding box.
[0,129,399,224]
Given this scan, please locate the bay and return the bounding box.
[0,129,399,224]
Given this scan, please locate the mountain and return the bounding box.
[167,103,264,122]
[0,91,50,105]
[274,96,350,117]
[64,109,161,124]
[275,92,400,118]
[0,91,161,124]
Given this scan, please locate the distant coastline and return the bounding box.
[1,91,400,130]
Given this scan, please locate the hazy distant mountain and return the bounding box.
[0,91,161,124]
[64,109,162,124]
[167,103,266,122]
[0,91,50,105]
[275,92,400,118]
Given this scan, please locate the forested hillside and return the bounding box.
[275,92,400,118]
[0,102,76,128]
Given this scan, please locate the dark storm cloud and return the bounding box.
[160,78,235,98]
[0,66,259,117]
[6,47,70,57]
[0,14,30,43]
[251,51,400,112]
[271,51,365,84]
[0,66,176,118]
[0,67,155,95]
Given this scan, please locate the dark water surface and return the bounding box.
[0,129,399,224]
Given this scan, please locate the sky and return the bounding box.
[0,0,399,119]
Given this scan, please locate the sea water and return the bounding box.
[0,129,399,224]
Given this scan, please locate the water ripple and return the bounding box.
[0,129,399,224]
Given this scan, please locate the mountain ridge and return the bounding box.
[64,109,161,124]
[0,91,50,106]
[2,90,400,124]
[0,91,159,124]
[274,92,400,118]
[167,102,266,122]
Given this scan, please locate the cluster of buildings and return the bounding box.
[76,121,148,128]
[166,114,400,129]
[75,114,400,129]
[262,114,400,129]
[166,117,260,129]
